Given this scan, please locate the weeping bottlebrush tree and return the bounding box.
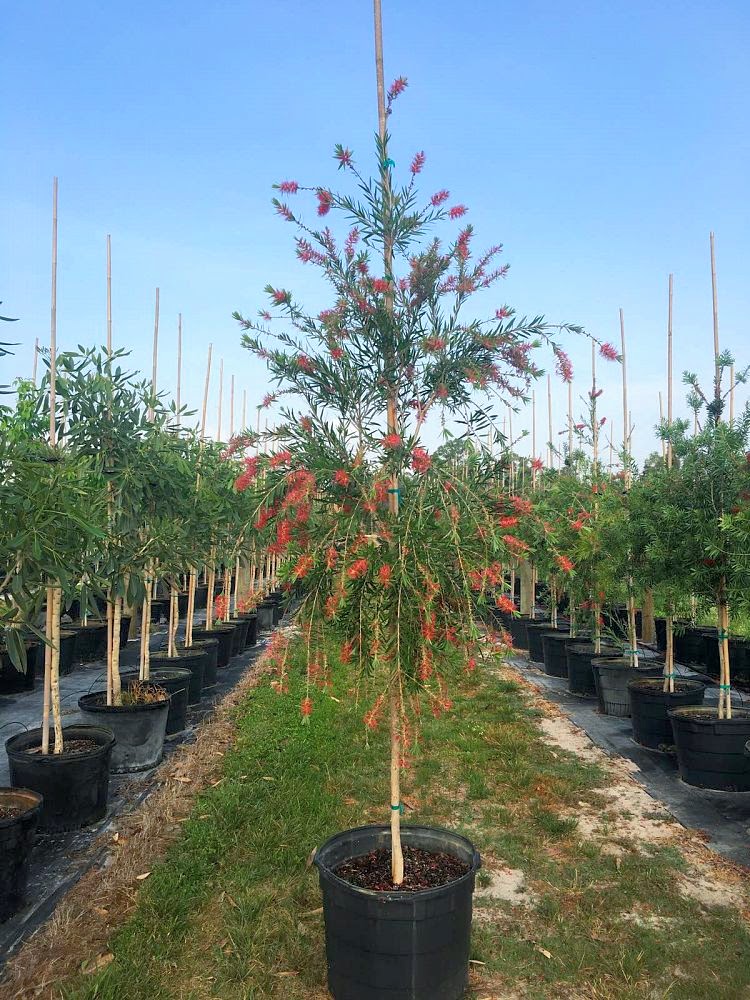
[233,81,589,884]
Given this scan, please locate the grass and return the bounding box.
[60,644,750,1000]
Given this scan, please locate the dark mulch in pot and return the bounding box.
[629,679,700,694]
[23,738,99,756]
[334,845,469,891]
[0,804,23,820]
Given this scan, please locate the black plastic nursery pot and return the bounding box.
[673,626,705,666]
[177,591,190,617]
[507,614,530,650]
[68,620,108,663]
[145,668,191,737]
[628,678,706,750]
[669,708,750,791]
[525,621,563,664]
[6,725,114,831]
[256,599,276,633]
[191,626,234,668]
[540,632,578,678]
[238,613,258,648]
[654,618,667,652]
[151,649,207,705]
[31,628,77,677]
[0,643,36,695]
[182,638,219,688]
[149,597,170,624]
[592,658,663,718]
[77,685,169,774]
[0,787,43,922]
[566,643,620,699]
[229,618,250,657]
[314,824,481,1000]
[195,584,209,610]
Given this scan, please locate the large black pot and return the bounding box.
[195,584,209,610]
[669,708,750,791]
[525,621,560,663]
[566,643,620,699]
[507,614,530,650]
[0,788,43,921]
[6,725,114,830]
[315,825,481,1000]
[540,632,577,678]
[256,600,276,632]
[78,685,169,773]
[68,620,108,663]
[654,618,667,652]
[0,643,36,694]
[673,626,705,666]
[31,629,77,677]
[628,678,706,750]
[238,613,258,648]
[151,649,207,705]
[229,618,250,657]
[150,598,170,624]
[592,658,663,717]
[182,638,219,688]
[145,668,191,737]
[191,625,234,668]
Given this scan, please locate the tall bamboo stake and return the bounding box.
[546,374,553,468]
[667,274,674,470]
[620,310,638,668]
[230,374,235,438]
[149,288,159,421]
[710,232,720,403]
[106,235,112,354]
[217,359,224,442]
[32,338,39,385]
[567,380,573,459]
[176,313,182,425]
[186,344,213,648]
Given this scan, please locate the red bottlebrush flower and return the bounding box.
[382,432,402,450]
[325,546,339,570]
[300,416,313,433]
[347,558,369,580]
[574,422,586,431]
[600,416,607,426]
[363,693,385,731]
[271,288,289,305]
[214,595,229,620]
[510,496,532,515]
[300,696,313,717]
[449,205,468,219]
[330,346,344,360]
[410,151,426,174]
[333,469,351,487]
[293,554,314,579]
[421,613,437,642]
[495,594,516,614]
[498,515,518,528]
[495,307,510,320]
[411,447,432,474]
[554,347,574,383]
[456,228,472,261]
[387,76,408,101]
[531,457,544,471]
[340,640,354,664]
[431,189,450,206]
[436,384,449,399]
[556,555,575,573]
[465,656,477,675]
[278,180,299,194]
[503,534,529,553]
[316,189,333,216]
[371,278,390,294]
[335,147,353,168]
[275,202,294,222]
[599,342,620,361]
[589,388,603,399]
[262,392,277,408]
[424,336,446,352]
[571,518,584,531]
[297,354,314,372]
[276,519,293,548]
[260,311,272,322]
[344,227,360,260]
[378,564,392,587]
[449,504,460,526]
[270,450,292,468]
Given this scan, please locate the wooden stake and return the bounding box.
[710,232,721,407]
[547,374,553,468]
[32,338,39,385]
[50,179,58,448]
[730,364,735,423]
[201,345,212,440]
[659,393,666,460]
[591,340,598,469]
[230,374,235,438]
[217,359,224,441]
[176,313,182,424]
[242,389,247,430]
[531,390,537,487]
[106,235,112,354]
[567,380,573,459]
[667,274,674,469]
[149,288,160,421]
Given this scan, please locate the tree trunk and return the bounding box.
[389,683,404,884]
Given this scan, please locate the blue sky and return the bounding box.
[2,0,748,459]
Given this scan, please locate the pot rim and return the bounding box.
[668,706,750,724]
[314,823,481,902]
[5,724,116,759]
[628,677,705,693]
[0,787,44,828]
[78,688,169,712]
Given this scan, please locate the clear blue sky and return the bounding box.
[2,0,748,459]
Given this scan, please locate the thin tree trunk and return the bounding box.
[111,596,123,702]
[41,590,53,754]
[664,607,674,694]
[51,587,63,753]
[186,568,197,648]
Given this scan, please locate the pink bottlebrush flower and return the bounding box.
[259,310,272,322]
[278,180,299,194]
[410,151,426,174]
[382,432,402,450]
[449,205,468,219]
[300,417,313,433]
[495,594,516,614]
[554,348,573,382]
[556,555,575,573]
[495,307,510,320]
[411,447,432,474]
[599,342,620,361]
[275,202,294,221]
[387,76,408,101]
[371,278,390,293]
[377,564,392,587]
[589,388,603,399]
[498,516,518,528]
[270,450,292,468]
[330,346,344,360]
[344,227,359,260]
[424,336,446,352]
[574,422,586,431]
[335,147,353,168]
[271,288,289,305]
[333,469,350,487]
[531,457,544,471]
[297,354,314,372]
[431,189,450,206]
[261,393,277,408]
[300,696,313,717]
[600,416,607,426]
[457,228,471,261]
[316,189,333,216]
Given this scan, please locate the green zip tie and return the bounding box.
[387,487,402,498]
[663,672,676,678]
[717,631,729,640]
[623,648,642,656]
[382,158,395,169]
[720,684,732,690]
[391,803,404,813]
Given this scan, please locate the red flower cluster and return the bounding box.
[271,288,289,305]
[531,457,544,471]
[424,336,446,352]
[498,515,518,528]
[371,278,390,293]
[293,554,314,579]
[330,346,344,360]
[449,205,468,219]
[387,76,408,101]
[300,696,313,717]
[431,190,450,206]
[411,447,431,474]
[317,189,333,216]
[278,180,299,194]
[334,469,351,487]
[503,534,529,553]
[510,496,533,515]
[347,558,369,580]
[378,564,392,587]
[556,555,574,573]
[335,147,353,168]
[297,354,314,372]
[270,449,292,468]
[410,151,425,174]
[599,342,619,361]
[363,694,385,731]
[234,456,260,492]
[495,594,516,614]
[214,595,229,620]
[382,433,402,450]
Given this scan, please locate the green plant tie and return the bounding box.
[391,802,404,813]
[719,684,731,690]
[623,648,642,656]
[382,158,395,169]
[663,672,676,678]
[717,631,729,640]
[387,487,402,499]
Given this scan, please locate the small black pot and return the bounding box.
[674,626,705,666]
[238,613,258,648]
[146,667,191,737]
[229,618,250,657]
[654,618,667,652]
[670,708,750,791]
[149,598,170,624]
[566,643,620,699]
[256,600,276,632]
[540,632,575,678]
[191,626,234,668]
[525,621,560,663]
[628,678,706,750]
[195,584,209,610]
[177,591,190,617]
[68,620,108,663]
[6,725,114,831]
[315,824,481,1000]
[31,629,77,677]
[593,657,663,717]
[0,787,43,921]
[182,639,219,688]
[0,643,36,694]
[77,686,169,773]
[507,614,530,650]
[151,649,207,705]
